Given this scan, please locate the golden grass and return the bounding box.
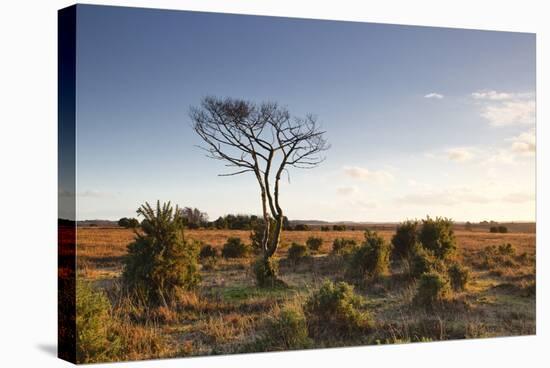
[77,227,535,267]
[75,226,536,361]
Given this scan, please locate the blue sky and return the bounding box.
[74,4,536,222]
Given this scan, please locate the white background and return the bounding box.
[0,0,547,366]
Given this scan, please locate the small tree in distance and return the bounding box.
[191,97,329,286]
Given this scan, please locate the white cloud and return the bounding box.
[395,187,492,206]
[472,90,521,101]
[472,90,535,126]
[510,129,535,155]
[424,92,444,99]
[343,166,394,183]
[481,100,535,126]
[395,187,534,207]
[336,186,359,196]
[447,147,474,162]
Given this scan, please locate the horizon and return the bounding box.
[68,5,536,223]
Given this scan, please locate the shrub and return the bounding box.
[321,226,330,232]
[413,272,450,308]
[304,280,372,338]
[448,263,470,291]
[346,230,390,282]
[391,220,419,264]
[221,237,249,258]
[498,243,516,256]
[419,216,456,259]
[409,244,445,279]
[490,225,508,233]
[122,201,201,305]
[294,224,310,231]
[333,224,347,231]
[306,236,323,251]
[287,243,309,263]
[76,280,120,363]
[253,257,280,288]
[118,217,139,229]
[480,243,518,269]
[199,244,218,259]
[332,238,357,255]
[258,303,312,351]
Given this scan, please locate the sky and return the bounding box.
[73,4,536,222]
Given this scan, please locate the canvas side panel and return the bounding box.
[58,5,77,364]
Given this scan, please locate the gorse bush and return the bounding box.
[481,243,518,269]
[391,220,419,264]
[221,237,249,258]
[419,216,456,259]
[287,242,309,263]
[76,279,121,363]
[258,303,312,351]
[409,244,445,279]
[448,263,470,291]
[306,236,323,251]
[304,280,372,339]
[332,238,357,255]
[346,230,391,282]
[253,257,280,288]
[413,272,450,308]
[199,244,218,259]
[123,201,201,305]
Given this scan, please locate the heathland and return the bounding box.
[72,221,536,363]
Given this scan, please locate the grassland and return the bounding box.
[76,226,536,361]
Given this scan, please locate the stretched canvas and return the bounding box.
[58,4,536,364]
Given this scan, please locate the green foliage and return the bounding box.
[76,280,120,363]
[221,237,249,258]
[419,216,456,259]
[199,244,218,259]
[118,217,139,229]
[409,244,445,279]
[287,242,309,263]
[481,243,518,269]
[304,280,372,339]
[391,220,419,263]
[294,224,310,231]
[448,262,470,291]
[306,236,323,251]
[332,238,357,255]
[332,224,347,231]
[258,303,312,351]
[413,272,450,308]
[320,226,330,232]
[122,201,201,305]
[346,230,391,282]
[253,257,280,288]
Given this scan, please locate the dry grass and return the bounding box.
[76,226,535,361]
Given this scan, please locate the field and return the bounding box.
[76,226,536,361]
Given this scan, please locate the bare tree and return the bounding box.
[190,96,329,265]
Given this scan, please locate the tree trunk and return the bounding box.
[267,213,283,258]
